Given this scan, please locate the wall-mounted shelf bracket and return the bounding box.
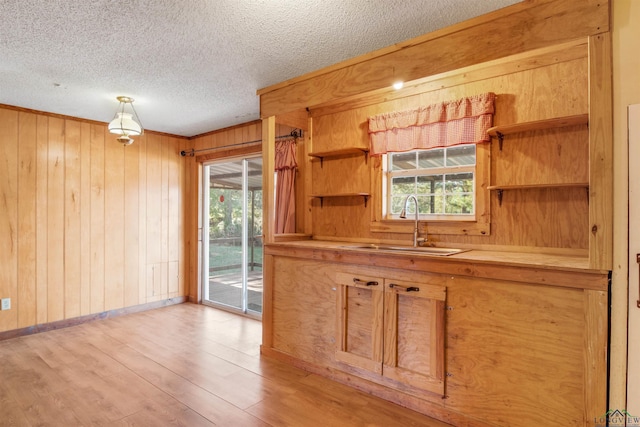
[497,132,504,151]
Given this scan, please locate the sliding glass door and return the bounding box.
[202,156,262,317]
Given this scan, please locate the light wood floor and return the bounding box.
[0,303,451,426]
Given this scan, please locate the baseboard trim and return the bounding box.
[0,296,188,342]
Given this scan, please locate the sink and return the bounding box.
[340,244,467,256]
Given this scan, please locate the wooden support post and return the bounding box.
[588,32,613,270]
[262,116,276,244]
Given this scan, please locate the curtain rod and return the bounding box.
[180,129,303,157]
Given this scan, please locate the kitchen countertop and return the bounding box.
[264,239,609,291]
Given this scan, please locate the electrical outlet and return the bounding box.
[1,298,10,311]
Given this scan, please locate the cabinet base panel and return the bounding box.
[260,346,492,427]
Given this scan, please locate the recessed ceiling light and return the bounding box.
[392,81,404,90]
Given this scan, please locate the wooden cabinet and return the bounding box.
[263,246,608,426]
[335,271,446,397]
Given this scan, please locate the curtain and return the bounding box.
[368,92,495,156]
[275,138,298,234]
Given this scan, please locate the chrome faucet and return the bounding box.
[400,195,426,247]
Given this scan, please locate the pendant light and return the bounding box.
[108,96,144,145]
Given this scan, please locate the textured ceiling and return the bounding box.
[0,0,520,137]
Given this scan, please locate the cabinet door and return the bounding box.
[335,272,384,373]
[383,279,446,396]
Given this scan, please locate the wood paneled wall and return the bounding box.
[0,106,186,333]
[308,50,590,252]
[258,0,612,268]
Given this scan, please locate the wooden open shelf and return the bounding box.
[488,183,589,191]
[488,183,589,206]
[487,114,591,204]
[308,147,369,167]
[310,193,370,208]
[487,113,589,150]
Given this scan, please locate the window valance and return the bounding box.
[368,92,495,156]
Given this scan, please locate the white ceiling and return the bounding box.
[0,0,520,137]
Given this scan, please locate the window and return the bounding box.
[368,93,494,236]
[385,145,476,220]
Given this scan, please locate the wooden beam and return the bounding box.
[302,118,313,235]
[310,38,588,117]
[195,142,261,163]
[588,32,613,270]
[276,109,309,131]
[188,119,262,140]
[259,0,609,118]
[258,1,542,96]
[262,116,276,243]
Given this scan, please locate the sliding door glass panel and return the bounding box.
[203,157,262,316]
[245,158,263,314]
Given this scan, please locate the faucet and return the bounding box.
[399,195,426,247]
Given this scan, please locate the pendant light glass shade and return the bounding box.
[109,112,142,136]
[108,96,144,145]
